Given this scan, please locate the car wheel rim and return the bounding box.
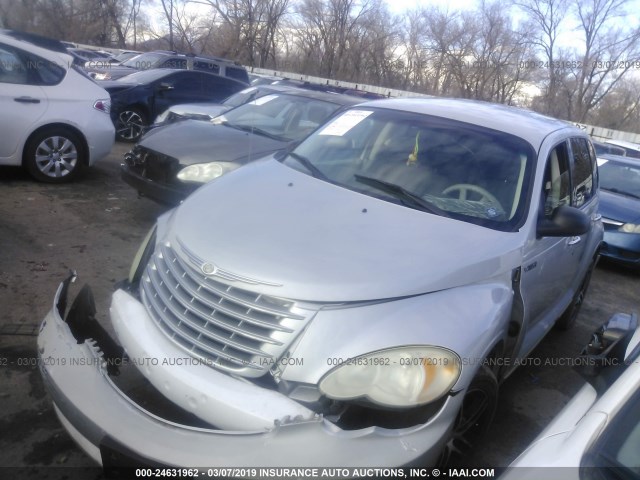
[34,136,78,178]
[117,111,144,140]
[439,386,493,466]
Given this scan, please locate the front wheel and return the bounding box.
[438,365,498,468]
[24,128,86,183]
[116,107,147,142]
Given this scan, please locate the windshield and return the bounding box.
[216,94,341,142]
[121,52,165,70]
[222,87,271,108]
[283,107,535,231]
[598,159,640,198]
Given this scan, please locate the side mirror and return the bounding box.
[537,205,590,237]
[158,82,174,91]
[574,313,638,387]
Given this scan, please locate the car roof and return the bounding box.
[271,88,363,106]
[0,29,72,66]
[356,97,583,148]
[0,29,68,53]
[116,68,246,84]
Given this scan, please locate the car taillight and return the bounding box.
[93,99,111,114]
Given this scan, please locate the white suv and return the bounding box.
[0,30,114,182]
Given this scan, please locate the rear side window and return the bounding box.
[194,60,220,75]
[160,58,187,69]
[225,66,249,83]
[570,137,594,207]
[0,43,65,86]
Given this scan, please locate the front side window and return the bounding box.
[542,142,571,218]
[571,137,594,207]
[166,72,202,92]
[282,107,536,231]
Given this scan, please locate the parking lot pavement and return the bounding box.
[1,143,638,477]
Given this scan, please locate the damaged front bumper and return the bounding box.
[37,275,461,468]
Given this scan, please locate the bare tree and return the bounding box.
[561,0,640,122]
[193,0,290,67]
[514,0,570,116]
[159,0,177,50]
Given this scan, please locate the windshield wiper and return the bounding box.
[604,187,640,199]
[288,152,330,180]
[223,122,284,141]
[354,174,447,216]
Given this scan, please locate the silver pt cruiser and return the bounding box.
[38,98,603,468]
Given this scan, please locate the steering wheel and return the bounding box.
[442,183,502,207]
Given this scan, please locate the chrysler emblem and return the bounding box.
[201,262,218,275]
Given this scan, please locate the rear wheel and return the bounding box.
[116,107,146,142]
[24,128,85,183]
[438,365,498,468]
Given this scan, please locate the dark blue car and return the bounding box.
[598,154,640,270]
[100,69,248,142]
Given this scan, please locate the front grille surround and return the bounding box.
[140,240,314,377]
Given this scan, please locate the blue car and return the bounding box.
[598,154,640,270]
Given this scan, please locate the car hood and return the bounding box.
[140,120,289,165]
[599,189,640,224]
[168,103,229,118]
[165,158,523,302]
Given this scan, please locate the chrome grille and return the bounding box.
[141,241,313,377]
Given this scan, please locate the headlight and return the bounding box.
[94,72,110,80]
[128,225,157,284]
[319,346,461,408]
[619,223,640,233]
[176,162,240,184]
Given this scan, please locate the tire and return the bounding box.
[555,259,596,331]
[115,107,146,142]
[438,365,498,468]
[24,128,86,183]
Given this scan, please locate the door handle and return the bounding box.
[568,236,582,246]
[14,96,41,104]
[591,213,602,222]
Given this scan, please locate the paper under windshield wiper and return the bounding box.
[354,174,446,215]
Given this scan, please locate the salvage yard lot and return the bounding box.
[0,143,638,476]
